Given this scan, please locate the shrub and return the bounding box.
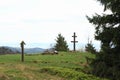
[40,67,108,80]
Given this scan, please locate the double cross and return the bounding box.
[71,32,78,51]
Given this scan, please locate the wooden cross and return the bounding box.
[71,32,78,51]
[20,41,25,62]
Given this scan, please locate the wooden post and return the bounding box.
[20,41,25,62]
[71,32,78,51]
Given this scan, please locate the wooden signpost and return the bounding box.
[71,32,78,51]
[20,41,25,62]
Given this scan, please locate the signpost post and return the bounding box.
[20,41,25,62]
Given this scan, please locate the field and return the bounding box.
[0,52,108,80]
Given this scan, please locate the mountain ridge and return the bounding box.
[0,46,46,54]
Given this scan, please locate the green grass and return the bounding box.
[0,52,108,80]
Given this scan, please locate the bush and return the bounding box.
[40,67,108,80]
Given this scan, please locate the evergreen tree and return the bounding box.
[87,0,120,79]
[85,41,96,54]
[54,34,69,51]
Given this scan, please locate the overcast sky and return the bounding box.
[0,0,103,49]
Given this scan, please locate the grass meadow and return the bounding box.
[0,52,108,80]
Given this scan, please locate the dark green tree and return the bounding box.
[85,40,96,54]
[54,34,69,51]
[87,0,120,79]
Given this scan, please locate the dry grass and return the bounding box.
[0,73,9,80]
[15,64,26,71]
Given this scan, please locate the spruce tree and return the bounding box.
[54,34,69,51]
[87,0,120,79]
[85,41,96,54]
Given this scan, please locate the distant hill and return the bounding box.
[0,46,46,54]
[0,47,19,54]
[24,48,45,53]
